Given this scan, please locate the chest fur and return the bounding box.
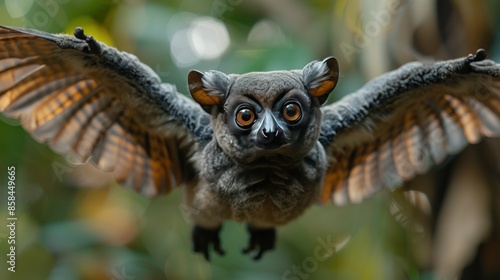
[198,141,327,225]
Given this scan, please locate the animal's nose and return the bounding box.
[260,127,278,143]
[256,110,285,149]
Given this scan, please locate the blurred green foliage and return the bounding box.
[0,0,499,279]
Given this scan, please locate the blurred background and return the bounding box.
[0,0,500,279]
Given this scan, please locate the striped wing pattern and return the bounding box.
[321,56,500,205]
[0,26,196,198]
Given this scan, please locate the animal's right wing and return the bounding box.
[319,50,500,205]
[0,26,212,197]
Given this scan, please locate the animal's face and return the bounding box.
[218,71,323,161]
[188,58,339,163]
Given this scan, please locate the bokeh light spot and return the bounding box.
[170,16,229,67]
[5,0,34,18]
[170,28,200,67]
[188,17,230,60]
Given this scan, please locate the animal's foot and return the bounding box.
[192,225,225,261]
[73,27,102,55]
[242,224,276,260]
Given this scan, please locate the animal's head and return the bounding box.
[188,57,339,163]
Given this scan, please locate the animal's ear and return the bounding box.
[302,57,339,104]
[188,70,229,113]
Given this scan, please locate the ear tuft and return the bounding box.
[302,57,339,104]
[188,70,229,109]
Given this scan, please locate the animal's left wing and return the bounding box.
[319,50,500,205]
[0,26,212,197]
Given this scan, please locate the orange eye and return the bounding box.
[236,108,256,128]
[282,102,301,123]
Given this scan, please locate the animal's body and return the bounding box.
[1,26,499,260]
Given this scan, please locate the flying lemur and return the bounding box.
[1,26,500,260]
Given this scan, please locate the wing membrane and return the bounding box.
[321,53,500,205]
[0,26,210,198]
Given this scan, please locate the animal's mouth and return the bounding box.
[255,135,291,150]
[255,141,284,150]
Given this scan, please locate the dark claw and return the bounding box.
[466,48,487,63]
[474,48,487,61]
[192,225,224,261]
[242,225,276,260]
[73,27,102,55]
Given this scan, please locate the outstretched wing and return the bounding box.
[0,26,212,197]
[320,50,500,205]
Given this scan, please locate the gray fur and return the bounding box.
[185,61,337,228]
[303,58,332,89]
[9,27,334,225]
[319,54,500,148]
[4,26,500,259]
[22,26,215,145]
[201,70,230,98]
